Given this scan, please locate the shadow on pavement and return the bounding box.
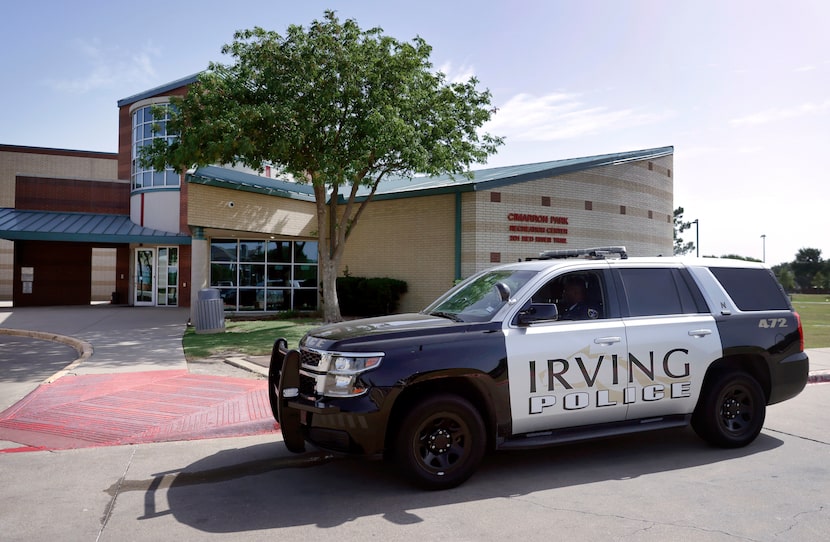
[128,427,783,533]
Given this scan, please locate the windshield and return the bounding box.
[425,269,538,322]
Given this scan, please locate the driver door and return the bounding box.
[505,268,629,435]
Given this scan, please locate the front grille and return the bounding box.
[300,348,322,368]
[299,373,318,396]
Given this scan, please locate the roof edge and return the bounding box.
[117,73,202,108]
[183,145,674,204]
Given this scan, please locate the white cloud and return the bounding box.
[437,61,475,84]
[48,38,159,94]
[485,92,672,142]
[729,100,830,126]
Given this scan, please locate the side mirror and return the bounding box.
[495,282,511,302]
[517,303,560,326]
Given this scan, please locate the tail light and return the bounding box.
[795,312,805,352]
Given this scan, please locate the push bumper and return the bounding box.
[268,338,387,456]
[269,339,346,454]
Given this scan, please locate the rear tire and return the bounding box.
[692,370,765,448]
[395,394,486,490]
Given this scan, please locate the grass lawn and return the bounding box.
[182,317,319,360]
[791,294,830,349]
[183,294,830,360]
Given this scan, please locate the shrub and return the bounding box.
[337,276,408,317]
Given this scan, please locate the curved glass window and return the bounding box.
[131,104,179,190]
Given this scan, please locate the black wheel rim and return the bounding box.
[718,383,755,435]
[413,413,470,475]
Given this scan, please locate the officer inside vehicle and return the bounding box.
[560,275,602,320]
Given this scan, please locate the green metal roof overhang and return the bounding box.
[0,208,192,244]
[185,146,674,205]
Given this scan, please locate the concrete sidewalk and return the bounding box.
[0,305,276,452]
[0,304,190,377]
[804,347,830,382]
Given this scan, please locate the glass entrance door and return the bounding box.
[135,248,155,305]
[157,247,178,306]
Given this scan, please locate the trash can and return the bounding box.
[194,288,225,334]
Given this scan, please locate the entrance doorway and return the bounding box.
[134,247,179,306]
[135,248,155,305]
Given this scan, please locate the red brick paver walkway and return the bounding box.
[0,370,277,452]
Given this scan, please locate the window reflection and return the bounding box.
[210,239,318,312]
[131,104,180,191]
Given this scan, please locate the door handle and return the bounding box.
[594,336,621,345]
[688,329,712,337]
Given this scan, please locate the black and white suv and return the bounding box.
[269,248,809,489]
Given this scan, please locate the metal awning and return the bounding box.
[0,208,191,244]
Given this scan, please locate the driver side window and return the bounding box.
[530,271,607,322]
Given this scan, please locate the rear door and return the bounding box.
[612,264,723,420]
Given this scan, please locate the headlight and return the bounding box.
[322,353,383,397]
[333,356,382,374]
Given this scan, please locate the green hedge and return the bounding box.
[337,276,408,317]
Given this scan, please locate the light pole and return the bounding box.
[761,234,766,262]
[692,219,699,257]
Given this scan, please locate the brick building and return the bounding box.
[0,75,674,315]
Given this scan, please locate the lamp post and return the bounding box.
[761,234,766,263]
[692,219,699,257]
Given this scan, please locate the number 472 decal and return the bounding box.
[759,318,788,328]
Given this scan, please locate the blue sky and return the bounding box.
[1,0,827,265]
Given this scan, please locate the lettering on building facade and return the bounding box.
[506,213,569,244]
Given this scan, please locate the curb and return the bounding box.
[808,371,830,384]
[0,328,93,383]
[224,356,269,377]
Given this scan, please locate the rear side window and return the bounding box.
[709,267,790,311]
[617,268,703,316]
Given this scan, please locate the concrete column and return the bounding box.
[190,227,209,322]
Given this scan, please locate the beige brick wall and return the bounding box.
[0,148,118,207]
[188,184,317,237]
[0,239,12,299]
[462,156,674,277]
[91,248,116,301]
[0,147,119,301]
[341,194,457,313]
[189,183,455,313]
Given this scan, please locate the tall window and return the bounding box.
[157,247,179,306]
[131,104,179,190]
[210,239,318,312]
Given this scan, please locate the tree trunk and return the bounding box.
[312,173,381,323]
[314,179,344,323]
[320,253,342,323]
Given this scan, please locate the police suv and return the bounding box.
[269,247,809,489]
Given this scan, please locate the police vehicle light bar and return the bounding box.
[536,246,628,260]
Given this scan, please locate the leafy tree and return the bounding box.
[673,207,696,255]
[143,11,502,322]
[719,254,762,262]
[791,248,823,291]
[812,270,830,290]
[774,266,796,291]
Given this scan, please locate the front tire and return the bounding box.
[395,394,486,490]
[692,370,765,448]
